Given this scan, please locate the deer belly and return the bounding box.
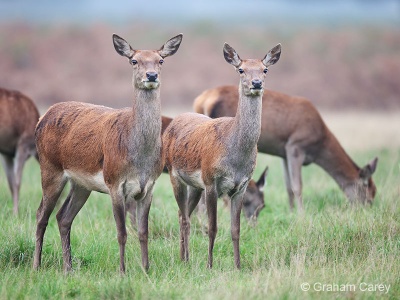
[64,170,110,194]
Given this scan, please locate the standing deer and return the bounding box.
[163,42,281,268]
[33,33,183,273]
[194,86,378,210]
[127,117,267,227]
[0,88,40,215]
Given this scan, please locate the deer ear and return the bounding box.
[263,43,281,67]
[113,34,135,58]
[256,166,269,192]
[159,34,183,58]
[223,43,242,67]
[359,157,378,180]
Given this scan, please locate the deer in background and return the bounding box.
[194,86,378,211]
[0,88,40,215]
[163,42,281,268]
[126,115,268,226]
[33,33,183,273]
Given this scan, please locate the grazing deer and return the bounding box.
[33,33,183,273]
[194,86,378,210]
[0,88,40,215]
[163,42,281,268]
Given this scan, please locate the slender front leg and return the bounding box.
[136,186,154,272]
[205,185,218,268]
[12,144,31,215]
[1,155,16,213]
[230,190,245,269]
[110,190,127,274]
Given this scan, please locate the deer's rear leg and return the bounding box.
[170,175,190,262]
[33,168,67,270]
[56,182,91,273]
[282,158,295,211]
[125,200,137,229]
[110,190,128,274]
[285,145,306,212]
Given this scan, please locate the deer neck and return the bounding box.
[229,85,262,155]
[129,88,162,153]
[316,132,360,193]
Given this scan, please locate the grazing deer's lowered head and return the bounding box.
[343,157,378,205]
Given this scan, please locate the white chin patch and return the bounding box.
[143,81,159,89]
[249,88,263,96]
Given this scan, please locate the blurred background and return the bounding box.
[0,0,399,149]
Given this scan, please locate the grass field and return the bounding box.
[0,144,399,299]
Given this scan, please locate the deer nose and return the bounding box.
[252,79,262,89]
[146,72,158,82]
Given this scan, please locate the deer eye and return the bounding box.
[238,68,244,74]
[159,59,164,65]
[263,68,268,74]
[131,59,137,65]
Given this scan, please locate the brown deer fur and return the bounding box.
[0,88,40,215]
[126,116,268,227]
[194,85,378,210]
[33,33,183,273]
[164,43,281,268]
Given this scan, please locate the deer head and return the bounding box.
[345,157,378,204]
[223,43,281,96]
[243,166,268,220]
[113,33,183,90]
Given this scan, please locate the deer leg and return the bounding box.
[205,185,218,268]
[12,144,31,215]
[1,154,16,211]
[56,182,91,273]
[170,175,189,262]
[230,190,245,269]
[125,200,137,229]
[282,158,295,211]
[110,190,127,274]
[285,145,305,212]
[188,187,203,217]
[136,187,154,272]
[33,168,67,270]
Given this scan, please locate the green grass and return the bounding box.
[0,148,399,299]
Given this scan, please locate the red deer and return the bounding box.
[163,42,281,268]
[33,33,183,273]
[126,116,268,226]
[194,86,378,211]
[0,88,40,215]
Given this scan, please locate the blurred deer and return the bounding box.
[163,42,281,268]
[0,88,40,215]
[194,86,378,211]
[33,33,183,273]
